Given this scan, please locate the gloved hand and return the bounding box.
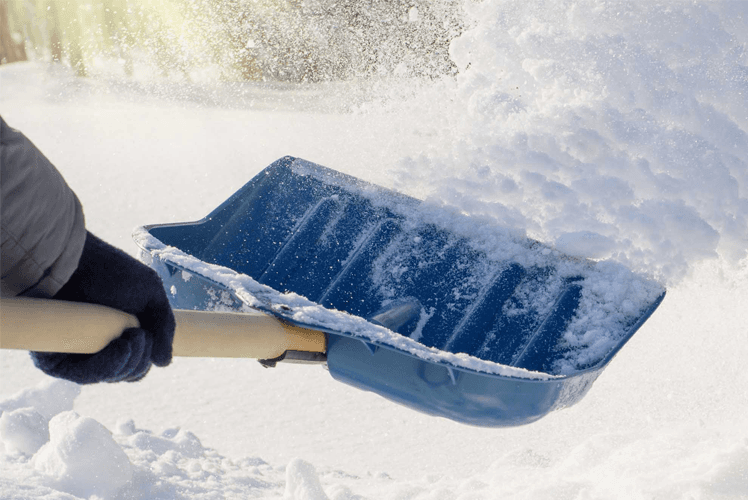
[31,232,176,384]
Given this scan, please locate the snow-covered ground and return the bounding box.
[2,1,748,498]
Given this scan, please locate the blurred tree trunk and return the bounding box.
[0,0,28,63]
[47,0,86,76]
[48,1,63,62]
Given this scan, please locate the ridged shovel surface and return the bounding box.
[136,157,665,426]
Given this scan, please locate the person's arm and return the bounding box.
[1,116,175,383]
[1,116,86,298]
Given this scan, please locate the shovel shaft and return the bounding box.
[0,297,326,359]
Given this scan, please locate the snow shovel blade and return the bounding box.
[135,156,665,427]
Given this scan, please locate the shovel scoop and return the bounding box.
[134,156,665,427]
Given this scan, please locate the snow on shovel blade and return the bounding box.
[134,156,665,427]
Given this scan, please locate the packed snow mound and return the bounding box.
[33,411,132,498]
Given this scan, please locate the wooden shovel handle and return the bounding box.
[0,297,326,359]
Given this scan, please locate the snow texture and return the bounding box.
[2,0,748,498]
[383,1,748,286]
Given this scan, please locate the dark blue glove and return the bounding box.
[31,232,176,384]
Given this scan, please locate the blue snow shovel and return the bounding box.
[133,157,665,427]
[1,157,665,427]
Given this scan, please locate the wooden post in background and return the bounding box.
[0,0,28,64]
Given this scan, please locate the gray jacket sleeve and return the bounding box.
[1,116,86,298]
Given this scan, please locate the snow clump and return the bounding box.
[0,407,49,455]
[33,411,133,498]
[285,458,330,500]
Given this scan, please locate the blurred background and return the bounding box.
[0,0,464,82]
